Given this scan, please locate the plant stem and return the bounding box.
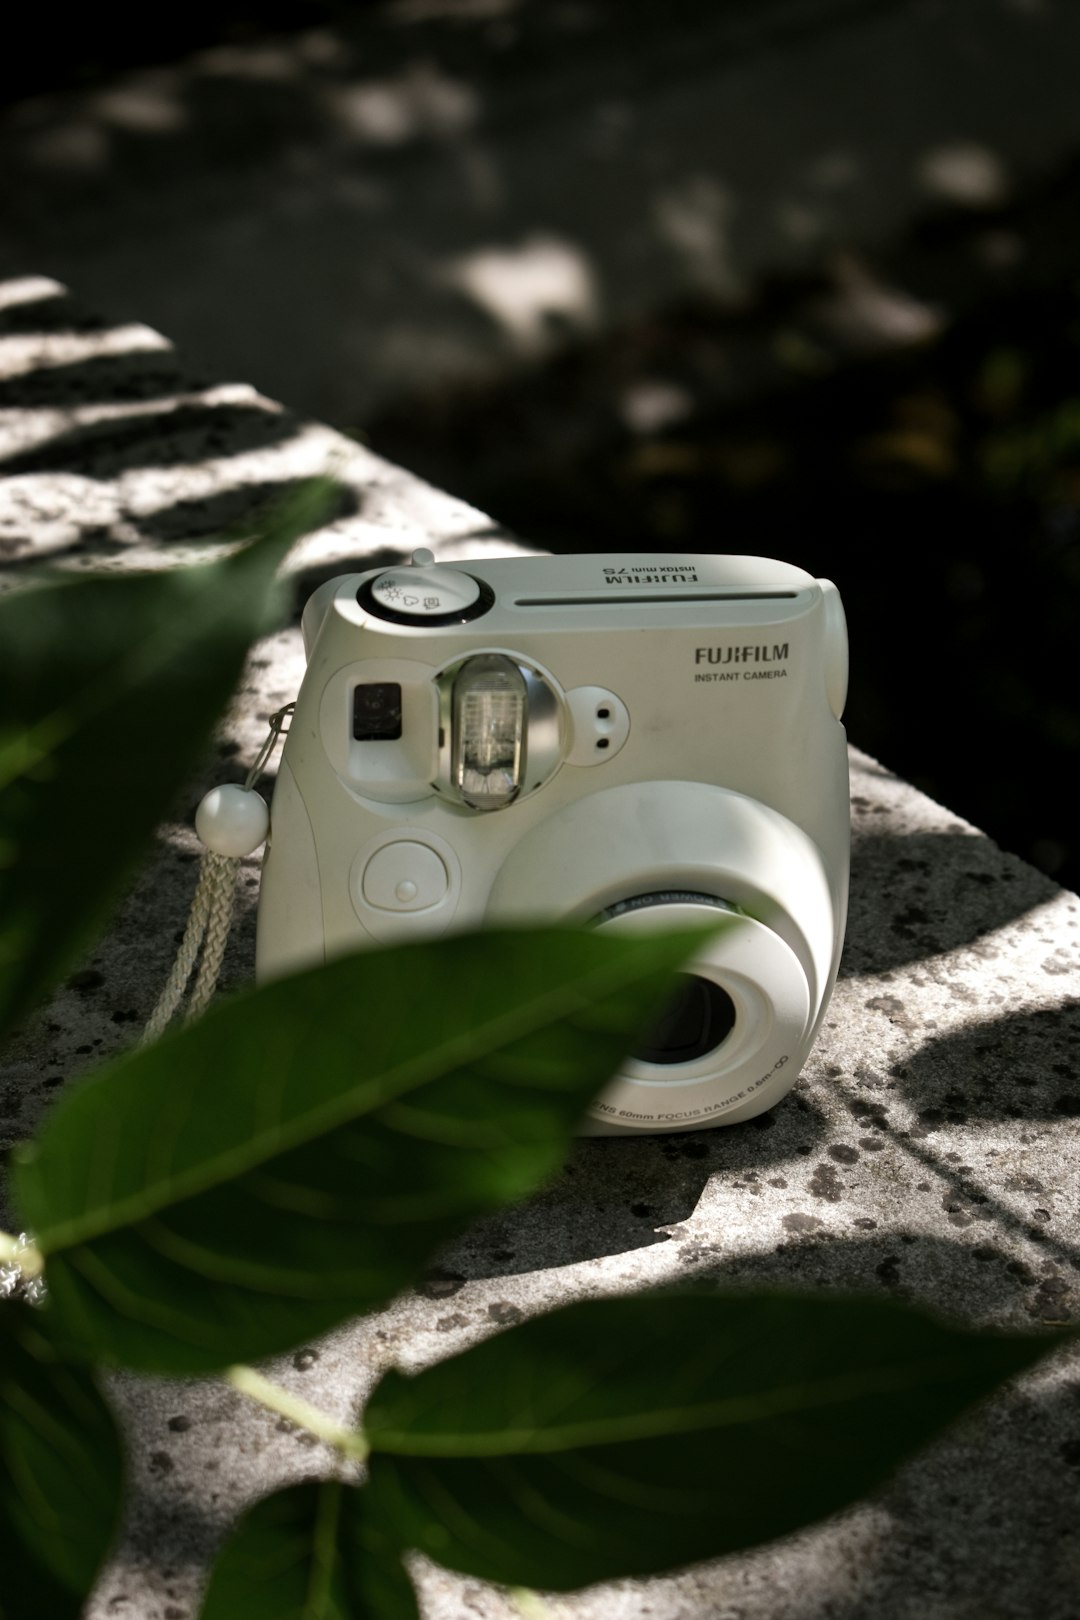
[0,1230,44,1279]
[226,1364,369,1462]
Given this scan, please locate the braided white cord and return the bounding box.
[142,704,292,1045]
[142,850,238,1043]
[187,851,239,1021]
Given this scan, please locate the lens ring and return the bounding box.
[594,891,742,925]
[587,895,811,1125]
[593,892,744,1076]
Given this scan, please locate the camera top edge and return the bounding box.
[301,552,831,658]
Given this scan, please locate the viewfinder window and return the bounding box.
[353,682,402,741]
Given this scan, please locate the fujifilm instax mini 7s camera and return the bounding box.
[256,551,849,1134]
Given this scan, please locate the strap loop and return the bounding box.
[142,703,294,1043]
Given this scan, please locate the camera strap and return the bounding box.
[142,703,294,1044]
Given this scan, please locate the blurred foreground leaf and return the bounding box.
[364,1290,1060,1590]
[13,927,710,1373]
[0,1302,124,1619]
[0,479,335,1043]
[200,1481,418,1620]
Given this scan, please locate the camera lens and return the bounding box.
[635,974,736,1066]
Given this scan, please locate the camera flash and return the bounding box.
[452,654,526,809]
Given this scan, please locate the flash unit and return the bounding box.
[451,654,527,809]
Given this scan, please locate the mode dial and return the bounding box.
[359,550,493,627]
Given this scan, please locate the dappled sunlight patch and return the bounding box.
[0,276,69,312]
[617,379,695,437]
[0,321,171,382]
[917,141,1011,208]
[444,233,600,355]
[89,76,188,136]
[330,61,479,145]
[652,174,747,304]
[807,254,944,353]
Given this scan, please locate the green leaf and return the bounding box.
[12,925,711,1373]
[200,1480,419,1620]
[363,1290,1062,1590]
[0,479,335,1043]
[0,1302,125,1619]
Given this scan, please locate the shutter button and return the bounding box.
[362,842,449,911]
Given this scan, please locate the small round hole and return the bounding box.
[597,707,611,719]
[596,738,610,750]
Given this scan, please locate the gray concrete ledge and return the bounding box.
[2,281,1079,1620]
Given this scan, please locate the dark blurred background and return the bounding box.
[2,0,1078,888]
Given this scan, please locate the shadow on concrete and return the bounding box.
[433,1094,830,1281]
[0,476,360,575]
[677,1226,1075,1326]
[841,829,1061,978]
[893,1002,1080,1128]
[138,476,361,544]
[0,288,108,336]
[0,350,193,408]
[0,400,295,479]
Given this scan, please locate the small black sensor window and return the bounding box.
[353,682,402,741]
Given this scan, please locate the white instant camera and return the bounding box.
[255,551,850,1134]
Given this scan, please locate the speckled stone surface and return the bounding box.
[2,278,1079,1620]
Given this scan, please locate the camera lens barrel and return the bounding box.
[487,782,837,1131]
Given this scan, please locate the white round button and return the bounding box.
[370,566,480,620]
[362,842,449,911]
